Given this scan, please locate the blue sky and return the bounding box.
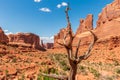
[0,0,113,43]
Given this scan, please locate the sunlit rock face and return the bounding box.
[97,0,120,28]
[8,32,44,50]
[76,14,93,34]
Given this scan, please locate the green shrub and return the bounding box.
[116,68,120,74]
[89,67,100,78]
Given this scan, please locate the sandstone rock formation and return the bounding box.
[54,0,120,49]
[74,0,120,47]
[54,14,93,48]
[97,0,120,28]
[40,40,53,49]
[54,28,67,48]
[94,0,120,39]
[0,27,9,44]
[44,43,53,49]
[8,33,44,50]
[54,24,74,48]
[76,14,93,34]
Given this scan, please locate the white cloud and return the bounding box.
[4,30,8,32]
[57,2,68,8]
[39,8,51,12]
[40,36,54,43]
[34,0,41,3]
[5,32,13,35]
[50,36,54,40]
[61,2,68,6]
[57,4,62,8]
[4,29,13,35]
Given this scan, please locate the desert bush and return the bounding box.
[116,68,120,74]
[49,53,70,72]
[37,75,55,80]
[113,60,119,66]
[89,67,100,78]
[79,65,86,73]
[38,68,56,80]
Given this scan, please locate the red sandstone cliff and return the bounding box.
[54,14,93,48]
[95,0,120,39]
[0,27,9,44]
[74,0,120,46]
[54,28,66,48]
[76,14,93,34]
[54,24,74,48]
[8,33,45,50]
[97,0,120,28]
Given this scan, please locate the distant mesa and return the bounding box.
[7,32,45,51]
[40,40,54,49]
[0,26,53,51]
[43,43,54,49]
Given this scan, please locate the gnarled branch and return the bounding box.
[78,31,97,62]
[75,38,81,59]
[65,3,71,24]
[56,41,66,47]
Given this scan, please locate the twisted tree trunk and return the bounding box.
[69,63,77,80]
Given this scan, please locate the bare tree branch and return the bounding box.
[78,31,97,62]
[63,30,69,46]
[83,31,97,59]
[75,38,81,59]
[40,73,68,80]
[65,3,71,24]
[56,41,66,47]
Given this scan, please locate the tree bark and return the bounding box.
[68,60,77,80]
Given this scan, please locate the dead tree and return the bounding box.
[41,5,97,80]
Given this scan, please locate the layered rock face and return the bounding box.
[97,0,120,28]
[0,27,9,44]
[94,0,120,39]
[8,33,43,50]
[74,0,120,46]
[76,14,93,34]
